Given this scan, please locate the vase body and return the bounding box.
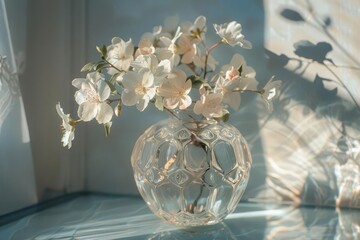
[131,116,252,226]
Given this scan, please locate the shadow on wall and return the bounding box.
[240,0,360,208]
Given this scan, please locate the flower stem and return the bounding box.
[102,57,124,73]
[186,63,198,75]
[203,41,222,78]
[162,107,181,120]
[208,41,222,52]
[233,89,264,95]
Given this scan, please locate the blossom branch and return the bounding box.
[203,41,222,78]
[232,89,264,94]
[101,57,124,73]
[164,107,181,120]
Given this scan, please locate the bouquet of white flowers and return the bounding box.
[56,16,281,149]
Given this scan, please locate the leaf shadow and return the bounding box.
[293,40,334,64]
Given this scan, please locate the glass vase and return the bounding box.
[131,114,252,226]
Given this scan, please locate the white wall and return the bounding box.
[19,0,86,200]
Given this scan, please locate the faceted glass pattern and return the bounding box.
[131,117,252,226]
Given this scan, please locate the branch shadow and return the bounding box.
[247,0,360,208]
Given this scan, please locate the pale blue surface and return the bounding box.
[0,194,358,239]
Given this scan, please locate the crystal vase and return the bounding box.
[131,114,252,226]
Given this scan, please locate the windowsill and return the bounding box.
[0,192,358,239]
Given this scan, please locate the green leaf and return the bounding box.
[188,75,196,82]
[238,65,243,76]
[104,122,112,137]
[95,62,109,72]
[200,82,212,91]
[154,96,164,111]
[96,45,107,57]
[109,72,122,84]
[188,75,204,88]
[214,110,230,122]
[222,112,230,122]
[193,79,204,88]
[80,62,97,72]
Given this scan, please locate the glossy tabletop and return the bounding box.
[0,194,359,239]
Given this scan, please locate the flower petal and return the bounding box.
[241,39,252,49]
[121,90,139,106]
[122,72,140,89]
[163,97,179,109]
[193,100,203,115]
[179,95,192,109]
[62,130,74,149]
[78,102,98,121]
[239,77,259,91]
[230,53,244,69]
[136,98,149,111]
[74,90,87,105]
[125,38,134,56]
[96,102,113,124]
[97,80,111,102]
[72,78,87,89]
[181,51,194,64]
[87,72,104,84]
[56,102,66,118]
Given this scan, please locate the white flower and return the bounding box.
[194,92,224,118]
[182,16,207,43]
[157,70,192,110]
[72,72,113,124]
[214,21,252,48]
[260,77,282,112]
[223,54,256,78]
[159,27,182,66]
[106,37,134,74]
[135,38,155,57]
[121,70,156,111]
[177,35,197,64]
[131,54,171,85]
[214,76,241,110]
[225,66,239,81]
[221,53,258,91]
[139,26,163,46]
[56,103,75,149]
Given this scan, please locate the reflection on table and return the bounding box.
[0,194,358,239]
